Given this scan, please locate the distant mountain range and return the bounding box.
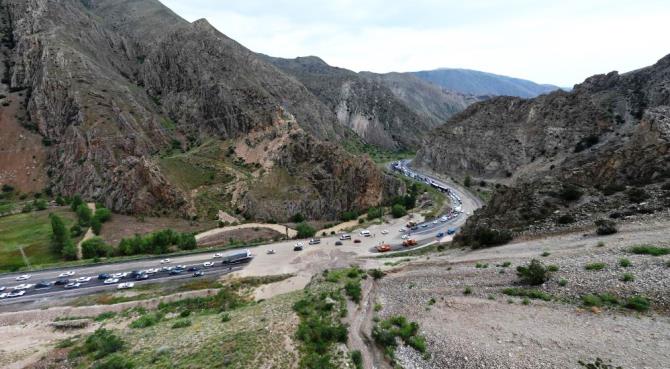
[411,68,561,98]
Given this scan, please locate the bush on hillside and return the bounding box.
[391,204,407,218]
[295,223,316,239]
[516,259,550,285]
[81,238,113,259]
[595,219,617,235]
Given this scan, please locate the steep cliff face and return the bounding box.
[416,55,670,234]
[1,0,400,220]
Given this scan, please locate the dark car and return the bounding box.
[293,245,304,251]
[335,241,343,246]
[353,239,362,244]
[187,266,200,272]
[169,269,183,275]
[410,226,419,231]
[447,228,457,235]
[130,270,142,278]
[35,281,52,289]
[192,270,204,277]
[98,273,111,280]
[135,274,149,281]
[54,279,70,286]
[436,232,445,238]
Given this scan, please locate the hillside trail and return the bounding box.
[76,203,96,260]
[346,278,393,369]
[195,222,297,241]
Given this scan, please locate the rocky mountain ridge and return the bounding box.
[416,54,670,237]
[0,0,401,221]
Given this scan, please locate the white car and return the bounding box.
[294,242,304,248]
[15,274,31,281]
[0,286,5,292]
[162,266,174,272]
[103,278,119,284]
[118,282,134,290]
[401,235,409,240]
[266,249,276,255]
[64,282,81,289]
[213,253,223,259]
[440,216,448,222]
[432,220,438,225]
[203,262,214,267]
[111,272,127,279]
[12,284,34,290]
[0,293,7,299]
[145,268,159,274]
[76,277,92,283]
[58,271,76,278]
[381,230,389,235]
[399,229,406,233]
[7,290,25,298]
[160,258,171,264]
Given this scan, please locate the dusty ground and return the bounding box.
[99,214,217,246]
[196,223,293,246]
[372,216,670,369]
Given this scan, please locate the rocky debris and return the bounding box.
[416,54,670,236]
[50,319,90,330]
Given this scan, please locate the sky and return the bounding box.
[161,0,670,87]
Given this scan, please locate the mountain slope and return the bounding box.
[415,54,670,237]
[412,68,560,98]
[0,0,401,221]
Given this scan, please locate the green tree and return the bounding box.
[81,238,112,259]
[367,207,382,220]
[77,203,93,226]
[70,195,83,212]
[292,213,306,223]
[94,207,112,223]
[177,234,197,250]
[91,217,102,235]
[55,196,66,206]
[50,213,70,254]
[34,199,48,210]
[391,204,407,218]
[295,223,316,238]
[464,175,472,188]
[62,240,77,260]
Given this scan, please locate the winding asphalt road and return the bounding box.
[0,160,481,306]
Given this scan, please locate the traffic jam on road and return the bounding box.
[0,250,253,301]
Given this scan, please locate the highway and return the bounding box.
[0,159,481,306]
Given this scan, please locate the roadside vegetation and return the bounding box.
[372,315,428,362]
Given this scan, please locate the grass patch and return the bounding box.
[463,287,472,295]
[372,315,427,361]
[502,288,552,301]
[620,273,635,282]
[171,319,192,329]
[94,312,116,322]
[0,208,76,272]
[625,295,650,312]
[585,262,606,271]
[618,258,632,267]
[630,245,670,256]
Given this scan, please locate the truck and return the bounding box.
[402,239,417,247]
[221,249,253,265]
[376,243,392,253]
[447,227,458,235]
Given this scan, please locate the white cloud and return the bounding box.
[161,0,670,86]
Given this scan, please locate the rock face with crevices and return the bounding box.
[0,0,401,220]
[415,54,670,235]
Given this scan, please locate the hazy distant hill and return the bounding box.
[411,68,560,98]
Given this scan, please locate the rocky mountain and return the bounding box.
[0,0,403,221]
[415,54,670,238]
[264,56,480,150]
[412,68,560,98]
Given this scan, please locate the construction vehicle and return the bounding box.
[376,243,392,253]
[406,221,417,228]
[402,239,417,247]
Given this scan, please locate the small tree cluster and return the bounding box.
[117,229,197,256]
[516,259,550,285]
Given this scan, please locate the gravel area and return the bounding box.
[374,218,670,369]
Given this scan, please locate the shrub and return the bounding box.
[547,265,559,272]
[558,278,568,287]
[295,222,316,239]
[81,238,112,259]
[463,287,472,295]
[372,315,426,356]
[351,350,363,369]
[558,185,583,201]
[94,207,112,223]
[626,187,649,203]
[93,354,134,369]
[34,199,48,210]
[585,263,606,271]
[464,175,472,187]
[574,135,599,153]
[70,223,83,237]
[595,219,617,235]
[367,269,385,280]
[171,319,192,329]
[625,295,650,312]
[367,207,383,220]
[391,204,407,218]
[516,259,550,285]
[557,214,575,224]
[618,258,632,267]
[22,203,33,213]
[630,245,670,256]
[341,211,359,221]
[345,281,362,303]
[581,294,603,307]
[62,240,77,260]
[220,313,231,322]
[1,184,14,193]
[462,226,513,248]
[179,310,191,318]
[291,213,305,223]
[94,312,116,322]
[91,217,102,235]
[541,251,551,257]
[129,313,162,329]
[83,328,124,359]
[620,273,635,282]
[578,358,623,369]
[502,288,552,301]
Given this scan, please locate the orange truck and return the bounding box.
[376,243,392,253]
[402,239,417,247]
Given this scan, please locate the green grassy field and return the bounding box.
[0,208,77,272]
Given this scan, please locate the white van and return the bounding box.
[360,230,371,237]
[340,234,351,240]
